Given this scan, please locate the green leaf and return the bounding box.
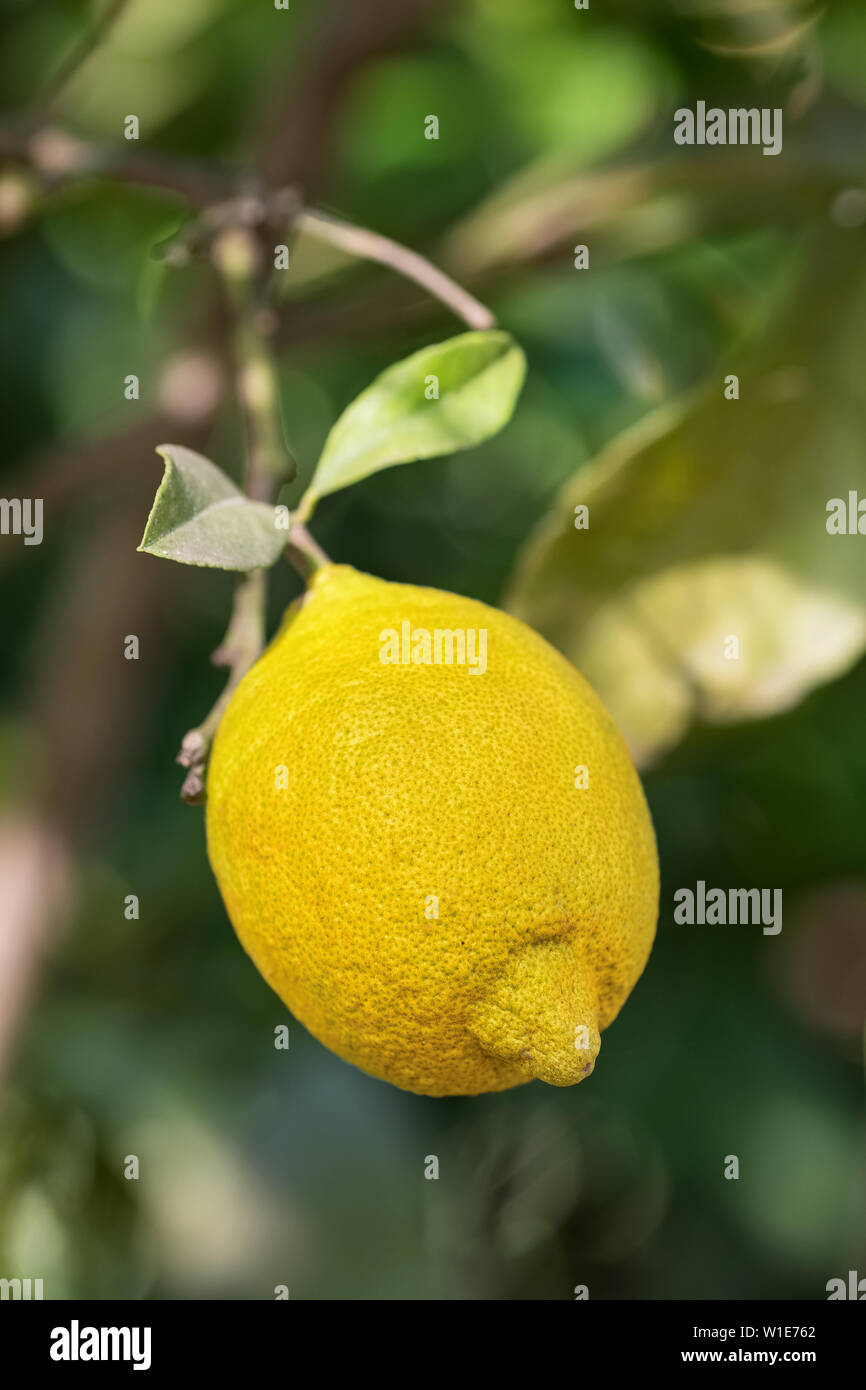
[138,445,288,571]
[303,330,526,506]
[567,554,865,768]
[506,229,866,767]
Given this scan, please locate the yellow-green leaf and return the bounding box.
[303,330,526,508]
[506,228,866,765]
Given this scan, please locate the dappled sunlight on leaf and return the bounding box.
[304,331,526,508]
[576,555,866,765]
[507,229,866,764]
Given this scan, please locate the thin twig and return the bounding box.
[177,570,266,804]
[295,208,497,331]
[39,0,132,118]
[286,522,332,582]
[0,117,496,802]
[175,227,300,803]
[213,226,298,491]
[1,123,498,336]
[0,123,237,207]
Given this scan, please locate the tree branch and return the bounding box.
[0,121,496,330]
[295,208,496,331]
[0,112,497,804]
[175,226,299,804]
[213,226,298,494]
[176,569,266,804]
[0,123,237,207]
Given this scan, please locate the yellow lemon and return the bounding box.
[206,564,658,1096]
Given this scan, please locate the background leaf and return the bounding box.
[303,330,526,507]
[138,444,287,571]
[570,555,866,768]
[506,229,866,765]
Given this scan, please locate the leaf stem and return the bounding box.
[295,208,496,331]
[0,123,497,798]
[1,121,498,333]
[285,522,331,582]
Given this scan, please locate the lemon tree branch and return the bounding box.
[0,124,496,330]
[213,226,298,494]
[0,123,236,207]
[0,120,498,800]
[295,208,496,330]
[176,569,266,804]
[176,228,299,803]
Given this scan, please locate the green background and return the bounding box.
[0,0,864,1299]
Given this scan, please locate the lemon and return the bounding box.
[206,564,658,1096]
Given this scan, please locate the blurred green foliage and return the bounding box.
[0,0,864,1300]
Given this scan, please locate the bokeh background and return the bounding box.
[1,0,865,1299]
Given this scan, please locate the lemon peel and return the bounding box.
[206,564,658,1096]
